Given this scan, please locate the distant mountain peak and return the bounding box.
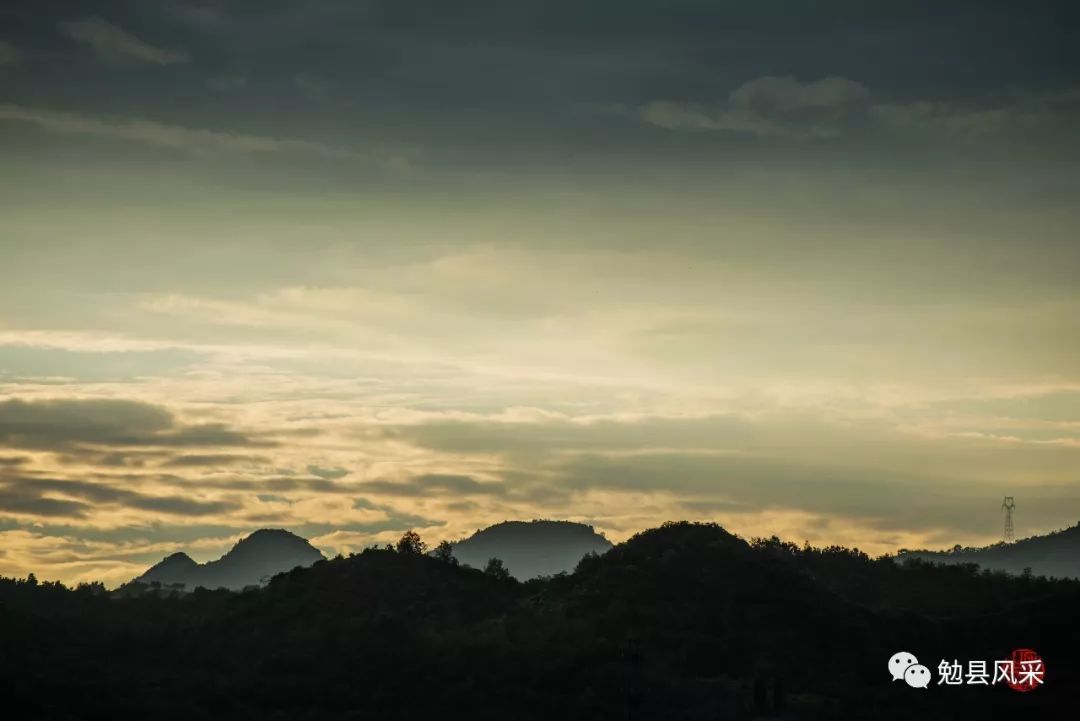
[478,519,602,533]
[243,528,305,541]
[449,519,612,579]
[133,529,324,591]
[137,551,200,587]
[227,528,315,555]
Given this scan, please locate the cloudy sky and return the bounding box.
[2,1,1079,585]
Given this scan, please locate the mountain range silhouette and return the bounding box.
[136,518,1080,594]
[135,528,325,590]
[133,520,612,590]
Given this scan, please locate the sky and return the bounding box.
[1,0,1079,586]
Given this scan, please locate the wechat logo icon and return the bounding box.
[889,651,926,688]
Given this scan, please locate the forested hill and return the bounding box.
[900,522,1080,579]
[2,522,1077,720]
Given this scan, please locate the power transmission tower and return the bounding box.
[1001,496,1015,543]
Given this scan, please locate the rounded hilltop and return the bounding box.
[448,520,613,579]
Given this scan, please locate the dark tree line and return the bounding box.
[1,522,1077,720]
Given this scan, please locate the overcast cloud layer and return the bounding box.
[1,1,1079,585]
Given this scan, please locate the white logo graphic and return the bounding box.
[888,651,919,681]
[888,649,1045,692]
[905,664,932,689]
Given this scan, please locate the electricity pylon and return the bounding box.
[1002,496,1015,543]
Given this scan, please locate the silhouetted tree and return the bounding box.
[75,581,106,596]
[483,557,510,580]
[433,540,457,564]
[396,530,426,555]
[574,551,601,574]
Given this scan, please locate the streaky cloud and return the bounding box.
[60,16,188,65]
[0,104,353,159]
